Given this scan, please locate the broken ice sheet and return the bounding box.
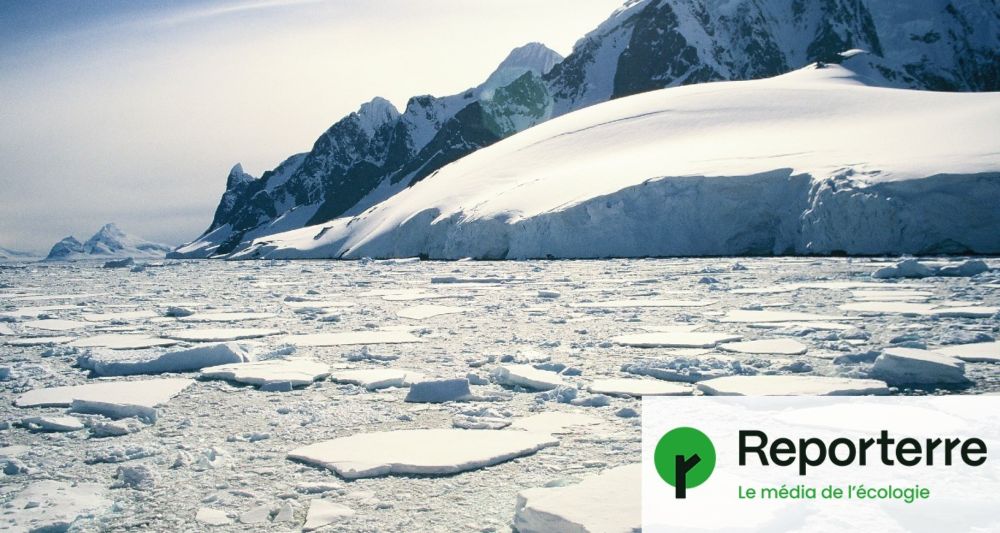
[719,310,856,323]
[0,481,111,532]
[287,428,558,479]
[514,464,639,533]
[200,358,330,389]
[935,341,1000,363]
[69,334,178,350]
[15,377,194,421]
[588,378,693,397]
[571,298,716,309]
[396,304,468,320]
[287,330,422,346]
[22,319,89,331]
[493,364,566,391]
[611,332,741,348]
[77,342,252,376]
[718,338,808,355]
[328,368,425,390]
[178,311,277,322]
[162,327,283,342]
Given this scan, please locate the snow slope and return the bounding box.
[233,60,1000,260]
[44,223,172,261]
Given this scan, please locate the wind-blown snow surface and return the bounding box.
[237,63,1000,260]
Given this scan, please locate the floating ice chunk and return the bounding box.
[870,347,969,386]
[508,412,602,434]
[611,332,740,348]
[514,464,639,533]
[285,299,355,308]
[287,330,422,346]
[15,378,193,421]
[201,358,330,389]
[70,334,178,350]
[588,378,693,397]
[23,319,89,331]
[571,299,715,309]
[698,375,890,396]
[931,306,998,318]
[493,364,565,391]
[0,481,110,532]
[871,259,936,279]
[21,415,85,432]
[396,304,468,320]
[103,257,135,269]
[303,499,355,531]
[381,291,462,301]
[405,378,472,403]
[90,418,144,438]
[537,290,561,299]
[938,259,989,277]
[163,328,283,342]
[621,356,744,383]
[288,429,558,479]
[82,311,158,322]
[720,310,854,323]
[196,508,232,526]
[718,339,808,355]
[638,324,701,333]
[78,342,252,376]
[839,301,938,316]
[935,342,1000,363]
[747,321,857,331]
[239,505,273,525]
[4,335,75,346]
[850,290,933,301]
[0,323,12,335]
[179,312,276,322]
[163,306,195,317]
[328,369,425,390]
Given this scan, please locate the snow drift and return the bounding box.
[232,60,1000,260]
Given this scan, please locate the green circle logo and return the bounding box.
[654,426,716,498]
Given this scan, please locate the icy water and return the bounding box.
[1,257,998,531]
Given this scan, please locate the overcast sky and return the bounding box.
[0,0,622,253]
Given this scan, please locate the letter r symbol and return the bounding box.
[674,453,701,498]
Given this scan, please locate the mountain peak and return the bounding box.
[226,163,254,190]
[355,97,400,136]
[478,42,564,98]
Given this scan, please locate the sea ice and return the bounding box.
[871,259,936,279]
[15,377,194,421]
[22,319,89,331]
[328,369,425,390]
[396,304,468,320]
[82,310,158,322]
[201,358,330,388]
[69,334,178,350]
[0,481,110,532]
[287,330,422,346]
[178,311,276,322]
[870,347,970,386]
[405,378,473,402]
[303,499,355,531]
[513,464,639,533]
[287,429,558,479]
[162,328,283,342]
[718,339,808,355]
[571,299,715,308]
[588,378,693,397]
[720,310,854,323]
[697,375,890,396]
[931,306,998,318]
[839,301,938,315]
[493,364,566,391]
[935,342,1000,363]
[21,415,85,432]
[0,323,13,335]
[4,335,75,346]
[78,342,252,376]
[508,412,602,434]
[195,508,232,526]
[611,332,741,348]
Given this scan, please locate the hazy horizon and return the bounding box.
[0,0,622,254]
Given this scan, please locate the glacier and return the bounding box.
[229,60,1000,260]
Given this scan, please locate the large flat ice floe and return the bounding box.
[162,328,283,342]
[231,61,1000,260]
[287,330,422,346]
[287,429,558,479]
[612,332,740,348]
[870,348,970,386]
[77,342,252,376]
[588,378,693,397]
[1,481,111,532]
[513,464,639,533]
[69,334,178,350]
[15,378,193,421]
[200,358,330,389]
[697,375,890,396]
[328,368,425,390]
[935,342,1000,363]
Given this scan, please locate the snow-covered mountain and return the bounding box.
[44,223,173,261]
[0,246,37,260]
[174,0,1000,259]
[229,59,1000,259]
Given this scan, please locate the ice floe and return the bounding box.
[328,368,425,390]
[77,342,253,376]
[720,310,854,323]
[493,364,566,391]
[303,499,355,531]
[178,311,276,322]
[718,338,808,355]
[69,334,178,350]
[162,328,283,342]
[611,332,741,348]
[201,358,330,389]
[571,299,715,309]
[22,319,89,331]
[697,375,890,396]
[405,378,473,402]
[935,342,1000,363]
[0,481,110,532]
[15,377,194,421]
[588,378,693,397]
[82,310,158,322]
[287,330,422,346]
[21,415,85,432]
[508,412,602,434]
[396,304,468,320]
[514,464,639,533]
[872,258,989,278]
[4,335,75,346]
[870,347,970,386]
[287,429,558,479]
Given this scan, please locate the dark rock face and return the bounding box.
[46,236,84,260]
[176,0,1000,259]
